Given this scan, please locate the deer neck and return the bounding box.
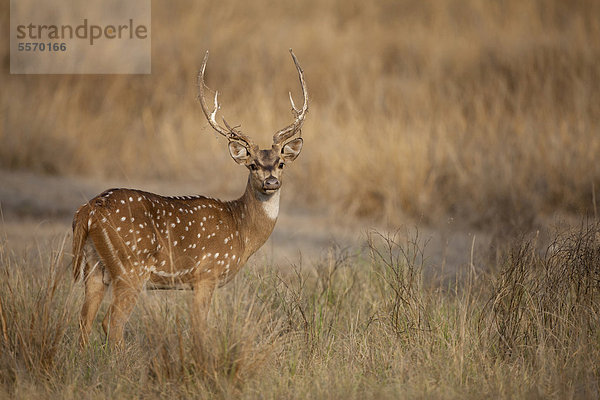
[231,175,280,261]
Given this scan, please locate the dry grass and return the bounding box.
[2,1,600,397]
[2,0,600,228]
[0,223,598,399]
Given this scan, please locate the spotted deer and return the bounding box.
[72,50,308,345]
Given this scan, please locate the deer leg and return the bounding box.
[102,278,143,346]
[192,279,216,330]
[79,261,107,347]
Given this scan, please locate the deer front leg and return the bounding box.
[192,279,216,330]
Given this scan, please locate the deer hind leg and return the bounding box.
[102,277,144,346]
[79,242,108,346]
[192,279,216,330]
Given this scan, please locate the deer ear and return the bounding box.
[281,138,303,162]
[228,141,250,164]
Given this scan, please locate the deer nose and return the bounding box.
[263,176,280,190]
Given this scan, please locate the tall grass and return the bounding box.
[2,0,599,227]
[0,223,598,398]
[484,222,600,359]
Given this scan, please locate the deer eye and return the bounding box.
[278,162,285,169]
[249,163,258,171]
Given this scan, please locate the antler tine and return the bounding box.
[197,51,230,138]
[222,117,256,147]
[197,51,256,148]
[273,49,309,145]
[288,91,301,115]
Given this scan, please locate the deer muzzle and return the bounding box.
[263,176,281,191]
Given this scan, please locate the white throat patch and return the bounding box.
[260,190,280,220]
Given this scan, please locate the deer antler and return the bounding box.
[273,49,309,146]
[197,51,256,149]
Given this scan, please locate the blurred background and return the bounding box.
[1,0,600,235]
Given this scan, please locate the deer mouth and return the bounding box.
[263,187,280,194]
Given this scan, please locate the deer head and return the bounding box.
[197,49,308,196]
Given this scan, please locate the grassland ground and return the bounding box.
[0,169,598,399]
